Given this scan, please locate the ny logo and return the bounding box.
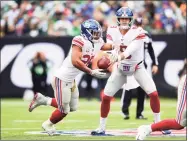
[123,65,130,71]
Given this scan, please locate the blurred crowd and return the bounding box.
[0,0,186,37]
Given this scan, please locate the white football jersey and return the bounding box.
[106,25,146,64]
[54,35,104,82]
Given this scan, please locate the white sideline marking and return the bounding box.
[24,129,186,137]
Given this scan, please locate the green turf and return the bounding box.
[1,98,186,140]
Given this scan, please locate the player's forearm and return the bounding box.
[148,44,158,66]
[115,52,130,62]
[117,40,141,61]
[72,60,92,74]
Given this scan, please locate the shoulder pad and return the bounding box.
[72,36,84,48]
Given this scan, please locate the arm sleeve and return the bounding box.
[147,42,159,66]
[123,40,142,58]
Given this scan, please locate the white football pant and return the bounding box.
[51,77,79,114]
[104,64,157,97]
[176,74,187,127]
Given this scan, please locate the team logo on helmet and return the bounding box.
[81,19,102,43]
[116,7,134,29]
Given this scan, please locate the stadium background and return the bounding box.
[1,0,186,98]
[1,0,187,140]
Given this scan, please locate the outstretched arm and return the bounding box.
[112,40,142,62]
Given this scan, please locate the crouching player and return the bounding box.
[136,74,187,140]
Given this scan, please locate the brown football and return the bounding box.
[97,56,110,69]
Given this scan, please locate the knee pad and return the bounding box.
[62,103,70,114]
[179,118,187,127]
[177,110,187,127]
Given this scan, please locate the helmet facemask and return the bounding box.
[116,7,134,29]
[81,19,102,43]
[87,28,102,43]
[117,17,133,29]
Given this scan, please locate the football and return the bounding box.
[97,56,111,69]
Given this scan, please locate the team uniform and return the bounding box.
[91,7,164,136]
[121,29,153,91]
[28,19,107,136]
[104,25,156,97]
[136,74,187,140]
[121,28,159,119]
[52,35,104,114]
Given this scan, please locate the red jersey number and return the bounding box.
[82,55,94,66]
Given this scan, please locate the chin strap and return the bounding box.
[89,40,94,48]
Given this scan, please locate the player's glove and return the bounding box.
[108,50,121,63]
[90,69,109,79]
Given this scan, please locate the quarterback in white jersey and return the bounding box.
[91,7,163,135]
[28,19,112,136]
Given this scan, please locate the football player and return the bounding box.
[121,17,159,120]
[91,7,167,135]
[28,19,113,135]
[136,74,187,140]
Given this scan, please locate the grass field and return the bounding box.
[1,97,186,140]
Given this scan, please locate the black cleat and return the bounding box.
[124,115,130,120]
[136,115,148,120]
[91,129,105,136]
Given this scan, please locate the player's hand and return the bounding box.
[152,65,159,75]
[107,50,119,63]
[90,69,109,79]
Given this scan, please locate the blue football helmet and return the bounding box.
[81,19,102,43]
[116,7,134,29]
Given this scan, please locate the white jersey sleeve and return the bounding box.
[72,36,84,48]
[123,39,143,59]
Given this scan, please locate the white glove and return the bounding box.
[107,50,120,63]
[90,69,109,79]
